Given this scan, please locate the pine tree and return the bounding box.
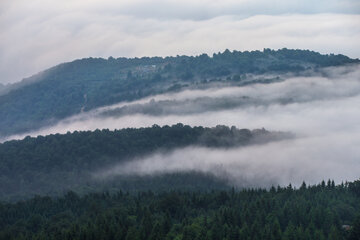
[349,216,360,240]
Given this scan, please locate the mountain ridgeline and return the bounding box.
[0,48,359,137]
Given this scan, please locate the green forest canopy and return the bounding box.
[0,180,359,240]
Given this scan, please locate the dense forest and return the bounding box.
[0,48,358,137]
[0,124,290,201]
[0,180,359,240]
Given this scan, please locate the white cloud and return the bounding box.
[0,0,359,83]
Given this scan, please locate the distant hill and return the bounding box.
[0,124,290,200]
[0,48,358,137]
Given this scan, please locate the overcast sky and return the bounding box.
[1,0,360,84]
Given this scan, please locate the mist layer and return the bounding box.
[3,64,360,187]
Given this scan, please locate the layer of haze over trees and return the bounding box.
[0,48,358,137]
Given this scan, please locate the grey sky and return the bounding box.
[0,0,360,84]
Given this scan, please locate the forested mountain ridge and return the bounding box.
[0,180,359,240]
[0,48,358,137]
[0,124,290,201]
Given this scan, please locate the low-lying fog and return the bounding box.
[5,64,360,187]
[96,133,360,187]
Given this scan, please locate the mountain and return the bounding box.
[0,48,358,137]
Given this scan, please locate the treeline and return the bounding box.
[0,48,358,137]
[0,180,359,240]
[0,124,288,200]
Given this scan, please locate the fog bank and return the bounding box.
[96,131,360,187]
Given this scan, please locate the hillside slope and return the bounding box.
[0,48,358,137]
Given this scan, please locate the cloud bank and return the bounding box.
[0,0,359,84]
[3,64,359,187]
